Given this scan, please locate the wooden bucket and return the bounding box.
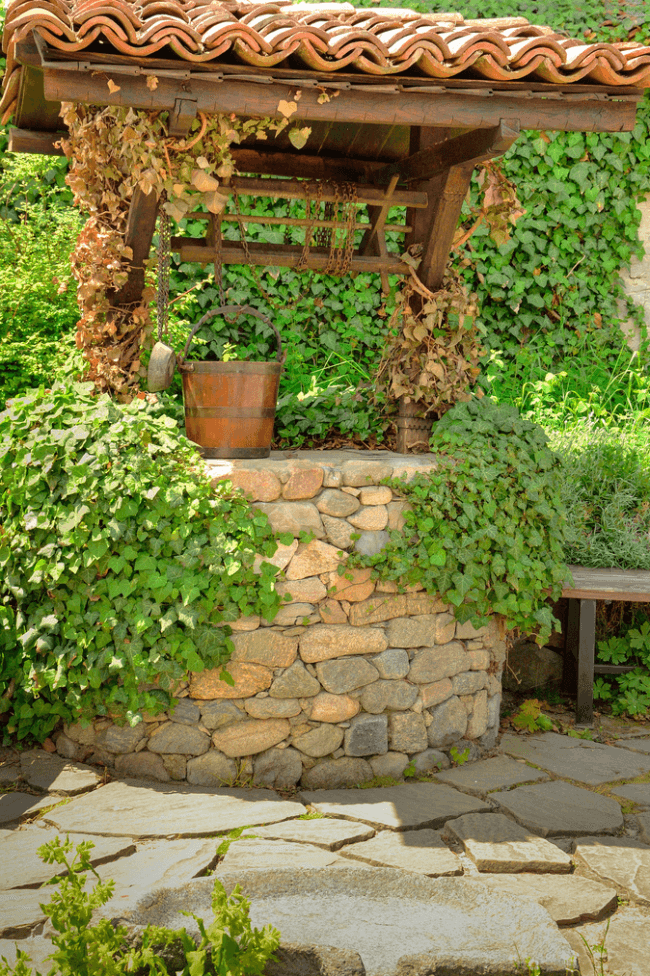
[179,305,283,459]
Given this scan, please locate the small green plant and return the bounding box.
[567,728,594,740]
[297,810,325,820]
[594,619,650,717]
[449,746,471,766]
[402,758,418,778]
[578,919,611,976]
[0,836,280,976]
[511,700,555,733]
[215,825,257,860]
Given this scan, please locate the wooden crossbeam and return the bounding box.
[377,120,520,185]
[230,177,428,209]
[189,211,411,234]
[171,237,409,274]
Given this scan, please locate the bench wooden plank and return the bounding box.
[562,565,650,602]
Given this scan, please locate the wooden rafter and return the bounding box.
[376,120,520,185]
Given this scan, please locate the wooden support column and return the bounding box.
[112,186,159,307]
[398,128,462,452]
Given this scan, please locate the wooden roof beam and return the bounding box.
[39,67,640,134]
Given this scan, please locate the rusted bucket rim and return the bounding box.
[179,304,284,368]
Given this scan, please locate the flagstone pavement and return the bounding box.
[2,728,650,974]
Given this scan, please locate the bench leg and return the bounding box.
[569,598,596,727]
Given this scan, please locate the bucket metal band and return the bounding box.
[185,406,276,419]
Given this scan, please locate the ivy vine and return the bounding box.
[0,381,284,744]
[358,397,571,643]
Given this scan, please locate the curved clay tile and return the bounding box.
[27,22,101,47]
[6,6,75,40]
[75,15,139,44]
[471,53,550,81]
[141,1,191,23]
[13,15,77,44]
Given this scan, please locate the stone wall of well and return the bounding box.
[56,451,506,790]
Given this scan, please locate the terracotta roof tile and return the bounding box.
[2,0,650,123]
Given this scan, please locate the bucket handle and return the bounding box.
[180,305,284,366]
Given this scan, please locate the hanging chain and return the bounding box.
[214,180,361,314]
[324,182,359,277]
[156,202,171,342]
[212,211,226,307]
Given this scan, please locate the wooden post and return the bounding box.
[112,186,159,306]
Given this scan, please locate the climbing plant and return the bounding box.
[59,102,294,398]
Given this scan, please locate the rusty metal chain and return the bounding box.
[215,181,360,316]
[324,182,358,277]
[156,203,171,342]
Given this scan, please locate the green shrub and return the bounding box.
[0,836,280,976]
[551,423,650,570]
[0,381,284,744]
[359,397,570,642]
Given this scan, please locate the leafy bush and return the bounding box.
[0,382,284,744]
[551,423,650,570]
[359,397,570,642]
[0,836,280,976]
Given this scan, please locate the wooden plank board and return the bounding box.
[40,68,640,134]
[172,238,409,273]
[229,176,427,208]
[562,565,650,602]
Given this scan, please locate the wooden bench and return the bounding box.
[562,566,650,726]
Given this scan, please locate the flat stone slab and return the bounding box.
[244,818,375,850]
[492,780,624,836]
[433,756,549,796]
[2,888,51,938]
[564,907,650,976]
[637,811,650,845]
[0,933,54,972]
[218,838,348,872]
[299,783,490,831]
[500,731,650,786]
[610,735,650,755]
[573,836,650,903]
[463,873,618,926]
[443,813,572,873]
[43,780,305,838]
[339,829,462,877]
[122,867,578,976]
[0,762,21,785]
[19,751,101,794]
[95,838,223,913]
[0,792,64,825]
[0,827,135,889]
[611,783,650,807]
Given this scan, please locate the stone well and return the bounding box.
[58,451,506,790]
